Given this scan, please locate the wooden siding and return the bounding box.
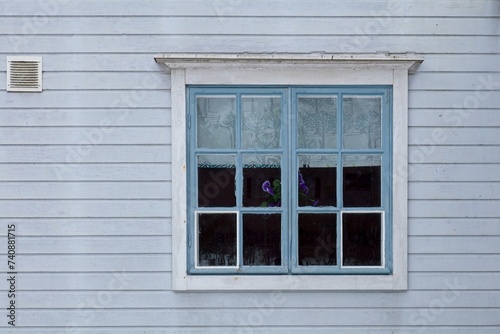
[0,0,499,332]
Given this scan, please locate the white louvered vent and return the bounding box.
[7,56,42,92]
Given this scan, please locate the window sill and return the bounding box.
[177,274,406,291]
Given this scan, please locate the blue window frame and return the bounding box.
[187,86,392,275]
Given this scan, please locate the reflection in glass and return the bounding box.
[343,155,381,207]
[298,155,337,207]
[243,155,281,207]
[197,96,236,149]
[243,214,281,266]
[342,213,382,266]
[197,155,236,207]
[343,96,382,149]
[298,213,337,266]
[242,96,281,149]
[197,213,237,267]
[298,96,337,149]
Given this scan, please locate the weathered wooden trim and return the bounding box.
[163,52,421,291]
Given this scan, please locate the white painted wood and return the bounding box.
[0,236,171,254]
[0,164,171,181]
[1,17,498,35]
[410,182,500,200]
[16,290,500,308]
[409,200,500,218]
[1,0,499,331]
[409,110,500,127]
[0,145,170,163]
[11,308,500,326]
[409,218,500,236]
[409,164,500,182]
[11,254,170,272]
[0,127,170,145]
[4,329,500,334]
[170,68,188,291]
[0,181,171,199]
[0,71,169,90]
[409,236,500,254]
[1,218,171,236]
[0,199,170,218]
[167,55,417,291]
[409,128,500,145]
[408,146,500,163]
[1,90,169,108]
[4,35,499,54]
[410,254,500,272]
[409,90,500,109]
[3,0,497,17]
[0,109,170,126]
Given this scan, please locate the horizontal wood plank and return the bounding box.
[1,17,498,36]
[2,35,499,54]
[0,127,171,145]
[0,145,170,163]
[0,218,171,236]
[0,199,171,218]
[0,182,171,199]
[0,163,171,181]
[409,182,500,200]
[0,109,170,127]
[2,0,497,17]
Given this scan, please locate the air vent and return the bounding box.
[7,56,42,92]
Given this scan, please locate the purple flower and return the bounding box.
[298,173,308,194]
[312,200,319,207]
[262,180,274,195]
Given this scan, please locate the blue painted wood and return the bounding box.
[187,86,393,275]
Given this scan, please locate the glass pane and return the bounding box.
[243,155,281,207]
[298,155,337,207]
[342,96,382,149]
[343,155,381,207]
[298,213,337,266]
[197,96,236,148]
[243,214,281,266]
[197,213,237,267]
[198,155,236,207]
[298,96,337,149]
[342,213,382,266]
[242,96,281,149]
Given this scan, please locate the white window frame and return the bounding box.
[155,53,423,291]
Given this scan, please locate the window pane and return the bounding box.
[197,213,237,267]
[298,96,337,149]
[298,213,337,266]
[298,155,337,207]
[343,155,381,207]
[198,155,236,207]
[342,213,382,266]
[197,96,236,149]
[342,96,382,149]
[243,214,281,266]
[243,155,281,207]
[242,96,281,149]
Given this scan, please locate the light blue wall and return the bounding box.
[0,0,499,332]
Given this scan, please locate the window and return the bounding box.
[155,53,423,290]
[188,86,392,275]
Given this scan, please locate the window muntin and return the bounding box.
[188,86,392,275]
